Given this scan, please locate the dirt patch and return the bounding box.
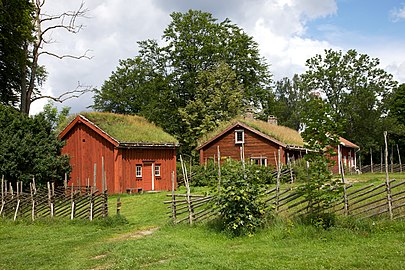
[109,226,159,241]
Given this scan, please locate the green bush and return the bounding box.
[215,159,270,236]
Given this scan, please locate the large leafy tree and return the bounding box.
[179,62,244,153]
[301,49,397,153]
[0,104,70,185]
[0,0,33,106]
[93,10,272,154]
[263,74,308,131]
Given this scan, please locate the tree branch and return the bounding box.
[31,83,93,103]
[38,50,93,60]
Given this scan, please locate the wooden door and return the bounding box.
[142,162,154,191]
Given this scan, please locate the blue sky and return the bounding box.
[308,0,405,44]
[32,0,405,114]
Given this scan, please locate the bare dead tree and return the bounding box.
[21,0,92,114]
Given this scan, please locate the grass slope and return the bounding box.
[198,116,304,147]
[1,178,405,269]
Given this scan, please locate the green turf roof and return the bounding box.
[198,116,304,147]
[63,112,178,144]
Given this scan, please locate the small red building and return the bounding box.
[331,137,360,174]
[59,112,178,194]
[196,118,307,167]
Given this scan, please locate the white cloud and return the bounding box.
[391,4,405,22]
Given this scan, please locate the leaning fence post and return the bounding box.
[0,176,4,216]
[275,149,281,213]
[30,182,35,221]
[171,171,176,223]
[384,131,393,220]
[340,155,349,216]
[116,196,121,216]
[70,183,75,220]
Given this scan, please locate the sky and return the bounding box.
[31,0,405,114]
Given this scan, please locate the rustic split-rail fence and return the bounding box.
[166,179,405,225]
[0,176,108,221]
[168,135,405,225]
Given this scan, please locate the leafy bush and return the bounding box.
[215,159,270,236]
[0,105,71,186]
[183,159,275,187]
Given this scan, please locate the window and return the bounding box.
[235,129,244,144]
[250,157,267,166]
[136,165,142,177]
[154,164,161,177]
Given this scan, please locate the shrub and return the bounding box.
[215,159,270,236]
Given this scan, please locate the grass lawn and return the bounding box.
[1,178,405,269]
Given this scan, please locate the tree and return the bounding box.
[93,10,272,154]
[0,0,34,106]
[20,0,90,114]
[179,62,244,153]
[301,49,397,153]
[0,104,70,185]
[300,97,343,227]
[262,74,308,131]
[1,0,90,114]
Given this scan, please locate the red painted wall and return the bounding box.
[61,122,176,193]
[200,126,285,168]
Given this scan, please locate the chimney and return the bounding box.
[267,115,278,125]
[244,108,254,120]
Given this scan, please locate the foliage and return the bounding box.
[186,159,275,187]
[299,98,343,226]
[42,100,70,130]
[0,104,70,185]
[179,62,244,151]
[262,74,308,131]
[0,0,34,106]
[215,159,270,236]
[93,10,272,154]
[301,49,397,160]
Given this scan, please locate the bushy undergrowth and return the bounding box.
[215,159,270,236]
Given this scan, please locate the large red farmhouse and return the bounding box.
[197,116,359,174]
[197,117,307,168]
[59,112,178,194]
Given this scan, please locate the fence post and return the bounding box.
[70,183,75,220]
[397,144,402,173]
[171,171,176,223]
[275,149,281,213]
[116,195,121,216]
[0,176,4,216]
[384,131,393,220]
[340,155,349,216]
[217,146,221,193]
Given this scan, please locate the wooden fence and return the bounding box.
[167,180,405,224]
[0,178,108,221]
[361,164,405,174]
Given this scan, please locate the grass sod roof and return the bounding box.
[197,117,304,148]
[60,112,178,144]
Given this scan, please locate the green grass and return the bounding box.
[1,188,405,269]
[59,112,178,144]
[197,116,304,147]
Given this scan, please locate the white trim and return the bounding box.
[155,164,161,177]
[136,165,142,177]
[152,163,155,191]
[235,129,244,144]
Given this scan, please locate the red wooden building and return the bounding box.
[331,137,360,174]
[59,112,178,194]
[197,118,307,168]
[197,117,359,174]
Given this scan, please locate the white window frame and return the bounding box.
[136,165,142,177]
[235,129,244,144]
[154,164,161,177]
[250,157,267,167]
